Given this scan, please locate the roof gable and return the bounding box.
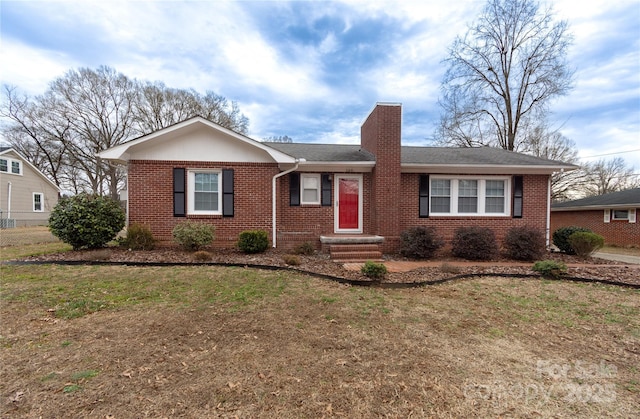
[100,117,296,164]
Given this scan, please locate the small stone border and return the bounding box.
[6,260,640,290]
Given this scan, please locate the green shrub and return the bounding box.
[172,221,215,251]
[48,194,125,250]
[451,226,498,261]
[399,226,444,259]
[293,242,315,256]
[282,254,301,266]
[568,231,604,258]
[532,260,568,279]
[237,230,269,254]
[361,260,387,279]
[120,223,155,250]
[503,226,546,261]
[552,226,592,255]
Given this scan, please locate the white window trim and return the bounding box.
[187,169,222,215]
[0,157,22,175]
[429,176,511,216]
[300,173,321,205]
[33,192,44,212]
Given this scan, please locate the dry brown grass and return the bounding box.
[1,264,638,417]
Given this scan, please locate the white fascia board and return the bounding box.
[98,117,296,164]
[551,204,640,212]
[281,161,375,173]
[401,163,576,175]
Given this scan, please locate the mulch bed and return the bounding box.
[15,246,640,288]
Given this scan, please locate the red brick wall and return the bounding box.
[276,172,373,250]
[550,209,639,246]
[399,173,551,246]
[128,160,280,246]
[361,104,402,251]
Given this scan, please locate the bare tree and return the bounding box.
[134,82,249,136]
[437,0,573,151]
[1,66,250,199]
[581,158,640,197]
[264,135,293,143]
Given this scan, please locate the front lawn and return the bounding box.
[1,264,638,417]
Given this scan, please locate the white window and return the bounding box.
[612,210,629,220]
[430,177,510,216]
[33,193,43,212]
[0,157,21,175]
[187,170,221,215]
[301,174,320,205]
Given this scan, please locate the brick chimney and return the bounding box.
[361,103,402,249]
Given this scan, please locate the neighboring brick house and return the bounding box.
[99,103,575,255]
[551,188,639,247]
[0,147,60,228]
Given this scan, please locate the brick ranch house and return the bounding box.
[99,103,576,256]
[551,188,639,247]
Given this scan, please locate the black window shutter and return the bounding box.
[173,168,186,217]
[321,174,332,206]
[419,175,430,218]
[222,169,234,217]
[290,173,300,206]
[513,175,523,218]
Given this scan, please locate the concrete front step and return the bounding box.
[329,244,381,252]
[329,242,383,262]
[330,251,384,262]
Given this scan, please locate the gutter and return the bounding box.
[272,160,301,248]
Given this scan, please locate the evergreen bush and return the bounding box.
[237,230,269,254]
[172,221,215,251]
[49,194,125,250]
[451,226,498,261]
[568,231,604,258]
[552,226,592,255]
[503,226,546,261]
[121,223,156,250]
[361,260,387,279]
[399,226,444,259]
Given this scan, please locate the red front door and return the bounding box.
[337,176,360,231]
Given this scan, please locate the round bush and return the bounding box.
[172,221,215,251]
[552,226,592,255]
[49,194,125,250]
[503,226,546,261]
[451,226,498,261]
[568,231,604,258]
[361,260,387,279]
[399,226,444,259]
[121,223,156,250]
[237,230,269,254]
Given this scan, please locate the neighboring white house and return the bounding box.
[0,147,60,228]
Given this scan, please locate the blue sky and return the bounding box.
[1,0,639,172]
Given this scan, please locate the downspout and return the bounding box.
[7,182,11,219]
[272,160,300,248]
[546,175,552,248]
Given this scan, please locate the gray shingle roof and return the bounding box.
[264,142,572,167]
[263,142,375,162]
[402,146,571,167]
[552,188,640,209]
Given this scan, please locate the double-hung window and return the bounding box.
[301,174,320,205]
[188,170,221,215]
[33,193,43,212]
[430,177,509,216]
[0,158,21,174]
